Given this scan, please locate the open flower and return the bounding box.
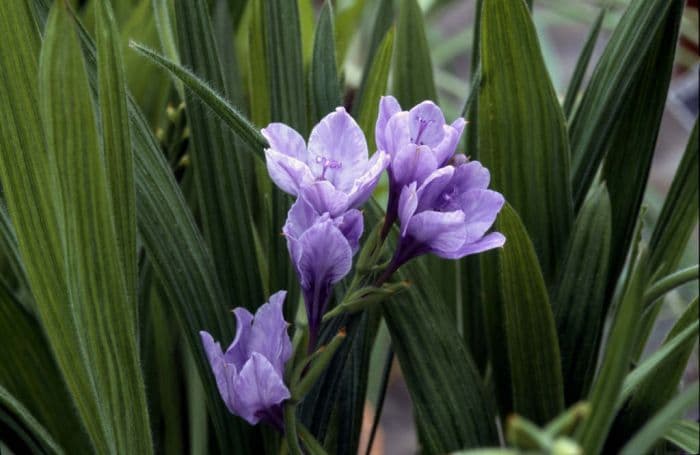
[199,291,292,431]
[375,96,467,231]
[283,187,363,346]
[262,107,390,213]
[391,161,505,268]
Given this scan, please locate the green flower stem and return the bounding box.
[644,264,699,308]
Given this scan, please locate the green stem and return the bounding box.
[284,402,303,455]
[644,265,699,308]
[364,348,394,455]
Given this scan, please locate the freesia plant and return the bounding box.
[0,0,697,454]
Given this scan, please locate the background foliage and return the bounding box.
[0,0,697,454]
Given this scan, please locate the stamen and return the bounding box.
[315,155,342,180]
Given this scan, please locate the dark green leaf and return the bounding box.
[40,4,152,453]
[619,383,699,455]
[354,28,395,151]
[553,184,612,404]
[562,7,605,118]
[481,204,565,424]
[310,1,341,123]
[334,0,367,67]
[569,0,679,208]
[0,385,63,455]
[354,0,393,110]
[648,120,698,276]
[478,0,573,284]
[600,0,683,289]
[392,0,437,106]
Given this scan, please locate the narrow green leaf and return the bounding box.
[600,0,683,288]
[355,0,393,106]
[0,206,30,303]
[354,28,395,151]
[310,1,341,123]
[129,42,266,155]
[175,0,263,312]
[664,420,699,454]
[575,248,649,454]
[562,7,605,117]
[392,0,437,106]
[40,4,152,453]
[478,0,573,283]
[644,266,699,307]
[569,0,679,208]
[553,184,612,404]
[482,204,565,424]
[334,0,367,67]
[463,0,482,157]
[247,0,270,127]
[0,281,91,454]
[619,383,699,455]
[648,120,698,276]
[0,385,63,455]
[96,0,137,315]
[151,0,183,98]
[0,1,106,451]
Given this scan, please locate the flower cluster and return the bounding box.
[201,98,505,432]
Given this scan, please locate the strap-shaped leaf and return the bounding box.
[648,120,698,276]
[553,184,612,404]
[481,204,565,424]
[0,385,63,455]
[0,281,91,454]
[569,0,678,207]
[664,420,700,454]
[392,0,437,106]
[562,7,605,118]
[335,0,367,68]
[0,2,106,450]
[575,248,648,454]
[600,0,683,289]
[310,1,341,123]
[619,382,699,455]
[175,0,263,312]
[354,28,395,152]
[40,4,152,453]
[478,0,573,284]
[0,206,29,302]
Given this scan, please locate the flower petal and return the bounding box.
[375,96,402,152]
[439,231,506,259]
[415,166,455,212]
[345,150,390,209]
[249,293,292,375]
[408,101,446,148]
[261,123,307,161]
[459,189,506,243]
[405,210,467,254]
[398,182,418,237]
[307,107,369,191]
[335,209,364,253]
[283,198,320,241]
[391,144,438,189]
[265,148,314,196]
[452,160,491,193]
[224,308,254,370]
[433,118,466,166]
[200,331,237,413]
[233,353,290,426]
[384,111,412,157]
[300,180,349,217]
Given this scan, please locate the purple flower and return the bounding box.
[199,291,292,431]
[375,96,466,232]
[262,107,390,213]
[390,161,505,268]
[283,185,363,346]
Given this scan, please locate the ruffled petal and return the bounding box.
[232,353,290,426]
[405,210,467,254]
[459,189,505,243]
[408,101,446,148]
[283,198,321,241]
[439,232,506,259]
[390,144,438,189]
[452,160,491,193]
[375,96,402,152]
[224,308,254,370]
[261,123,307,161]
[264,148,314,196]
[307,107,369,191]
[300,181,349,217]
[249,292,292,375]
[345,151,390,209]
[415,166,455,212]
[433,118,466,165]
[335,209,364,253]
[200,331,237,413]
